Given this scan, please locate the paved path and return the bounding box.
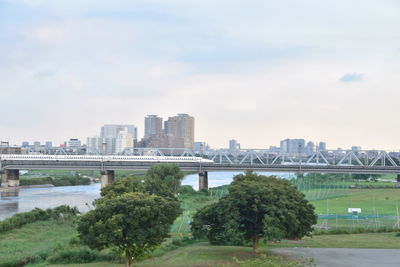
[272,248,400,267]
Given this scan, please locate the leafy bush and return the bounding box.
[0,205,79,233]
[47,247,98,264]
[20,176,53,186]
[178,185,197,195]
[313,227,400,235]
[20,176,90,187]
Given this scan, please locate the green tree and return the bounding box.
[77,192,181,267]
[144,164,184,197]
[100,164,184,200]
[100,176,145,199]
[191,171,317,252]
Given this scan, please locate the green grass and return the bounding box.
[312,189,400,216]
[266,232,400,249]
[171,189,228,237]
[0,220,78,266]
[46,244,266,267]
[43,232,400,267]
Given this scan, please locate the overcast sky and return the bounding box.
[1,0,400,150]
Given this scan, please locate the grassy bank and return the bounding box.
[0,220,77,266]
[266,232,400,249]
[20,176,91,186]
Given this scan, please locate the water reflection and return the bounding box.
[0,189,20,220]
[0,183,101,220]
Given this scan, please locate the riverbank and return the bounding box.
[0,184,54,192]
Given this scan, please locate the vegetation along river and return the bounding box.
[0,171,294,220]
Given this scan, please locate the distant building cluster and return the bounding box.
[87,124,138,155]
[85,113,195,155]
[138,114,195,151]
[279,139,327,156]
[2,115,374,157]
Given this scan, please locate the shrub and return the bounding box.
[47,247,98,264]
[313,227,400,235]
[178,185,197,195]
[0,205,79,233]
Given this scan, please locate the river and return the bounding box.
[0,172,294,220]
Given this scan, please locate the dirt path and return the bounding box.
[272,248,400,267]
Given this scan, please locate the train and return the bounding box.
[0,154,214,163]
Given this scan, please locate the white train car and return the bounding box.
[0,154,214,164]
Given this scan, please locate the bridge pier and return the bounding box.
[101,170,115,188]
[397,174,400,187]
[199,171,208,190]
[1,170,20,187]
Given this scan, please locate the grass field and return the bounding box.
[0,220,77,266]
[44,233,400,267]
[44,244,266,267]
[266,232,400,249]
[310,189,400,229]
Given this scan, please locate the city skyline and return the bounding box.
[1,1,400,150]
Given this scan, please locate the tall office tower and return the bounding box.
[21,141,29,147]
[280,139,306,154]
[164,114,195,150]
[318,142,327,151]
[115,129,134,154]
[100,124,138,142]
[86,136,104,154]
[104,137,116,154]
[144,115,163,139]
[229,139,240,153]
[305,141,315,155]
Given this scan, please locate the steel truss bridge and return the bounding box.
[2,148,400,189]
[29,147,400,174]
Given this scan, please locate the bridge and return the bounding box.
[2,148,400,190]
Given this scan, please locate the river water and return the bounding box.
[0,172,294,220]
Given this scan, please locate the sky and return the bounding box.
[1,0,400,150]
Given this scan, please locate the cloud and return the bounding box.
[339,73,364,82]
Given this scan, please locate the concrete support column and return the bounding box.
[7,170,20,187]
[1,170,8,188]
[101,170,115,188]
[199,171,208,190]
[397,174,400,187]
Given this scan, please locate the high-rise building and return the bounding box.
[229,139,240,153]
[144,115,163,139]
[306,141,315,155]
[164,114,195,150]
[115,129,134,154]
[280,139,306,154]
[318,142,327,151]
[21,141,29,147]
[86,136,104,154]
[101,124,138,142]
[45,141,53,148]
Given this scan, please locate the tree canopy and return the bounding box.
[99,164,184,200]
[78,164,183,267]
[191,171,317,251]
[78,192,180,267]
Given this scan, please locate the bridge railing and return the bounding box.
[83,148,400,167]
